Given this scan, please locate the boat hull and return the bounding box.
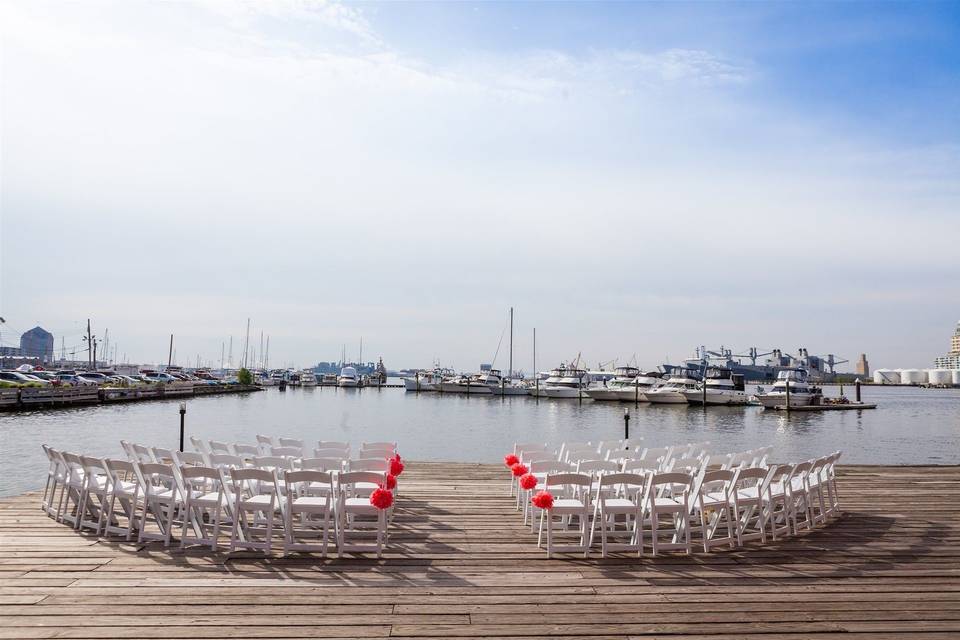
[757,393,814,408]
[542,386,586,399]
[489,385,530,396]
[438,382,493,394]
[403,378,436,391]
[338,379,359,388]
[683,390,750,406]
[644,391,689,404]
[614,388,650,402]
[584,388,622,401]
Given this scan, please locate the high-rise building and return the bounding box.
[933,321,960,369]
[20,326,54,363]
[855,353,869,377]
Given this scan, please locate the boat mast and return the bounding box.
[508,307,513,379]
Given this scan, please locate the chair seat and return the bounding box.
[192,491,228,507]
[653,497,684,510]
[551,498,586,512]
[344,497,380,514]
[736,488,762,500]
[292,496,330,508]
[239,495,277,509]
[601,498,638,511]
[701,491,728,506]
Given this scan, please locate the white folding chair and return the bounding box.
[301,457,344,474]
[731,467,768,546]
[208,440,231,455]
[590,472,648,557]
[134,463,183,547]
[58,452,87,529]
[270,446,303,459]
[647,472,693,555]
[278,437,304,450]
[787,460,815,534]
[232,443,260,457]
[523,459,570,526]
[539,472,593,558]
[131,443,156,464]
[314,448,350,460]
[174,450,205,467]
[283,470,335,556]
[361,441,397,452]
[317,441,350,455]
[151,447,175,464]
[762,464,793,540]
[823,451,843,518]
[78,456,111,534]
[189,436,209,454]
[640,446,673,471]
[255,434,275,453]
[336,471,389,558]
[103,459,140,540]
[40,445,65,519]
[229,468,282,554]
[694,469,737,552]
[179,466,228,551]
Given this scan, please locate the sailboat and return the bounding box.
[490,308,528,396]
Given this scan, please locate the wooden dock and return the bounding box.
[1,462,958,638]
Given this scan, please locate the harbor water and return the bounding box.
[1,383,957,496]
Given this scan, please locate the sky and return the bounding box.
[1,1,958,372]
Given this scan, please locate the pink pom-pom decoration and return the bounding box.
[510,462,529,477]
[531,491,554,510]
[385,473,397,490]
[519,473,538,491]
[370,487,394,510]
[389,456,405,477]
[504,454,520,467]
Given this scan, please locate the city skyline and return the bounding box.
[2,1,958,370]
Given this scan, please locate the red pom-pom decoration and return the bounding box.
[510,462,529,477]
[370,487,394,510]
[504,454,520,467]
[385,473,397,490]
[519,473,538,491]
[394,453,402,462]
[389,457,405,476]
[531,491,554,509]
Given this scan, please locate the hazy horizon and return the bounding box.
[2,1,958,371]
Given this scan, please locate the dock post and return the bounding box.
[623,408,630,442]
[785,378,791,413]
[856,379,861,403]
[178,402,186,452]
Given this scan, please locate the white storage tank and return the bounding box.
[928,369,953,386]
[873,369,900,385]
[900,369,928,385]
[953,370,960,386]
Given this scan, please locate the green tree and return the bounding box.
[237,368,253,385]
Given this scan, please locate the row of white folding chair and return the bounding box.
[45,450,389,557]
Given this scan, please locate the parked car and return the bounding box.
[75,372,110,385]
[0,371,50,385]
[141,372,177,383]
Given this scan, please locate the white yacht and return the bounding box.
[300,371,318,387]
[403,367,452,392]
[438,369,503,394]
[541,366,590,399]
[644,372,700,404]
[613,371,665,402]
[489,377,530,396]
[683,367,749,406]
[337,366,360,388]
[756,368,821,408]
[584,367,640,401]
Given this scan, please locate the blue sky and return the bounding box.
[1,1,958,371]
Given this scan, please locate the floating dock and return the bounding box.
[1,462,957,638]
[0,383,262,411]
[771,403,878,411]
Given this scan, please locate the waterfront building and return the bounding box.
[855,353,870,377]
[933,321,960,369]
[20,327,54,363]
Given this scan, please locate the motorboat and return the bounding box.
[644,372,700,404]
[541,366,590,399]
[300,371,318,387]
[683,367,749,405]
[337,366,360,388]
[438,369,503,394]
[321,373,338,386]
[756,368,822,408]
[489,378,531,396]
[403,368,443,391]
[613,371,665,402]
[584,366,640,401]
